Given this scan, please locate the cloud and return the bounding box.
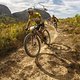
[0,0,80,18]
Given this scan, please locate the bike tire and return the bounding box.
[24,33,41,57]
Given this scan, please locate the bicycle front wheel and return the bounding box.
[24,33,41,57]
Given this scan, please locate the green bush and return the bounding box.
[60,14,80,27]
[59,14,80,34]
[0,22,26,54]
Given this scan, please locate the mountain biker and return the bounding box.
[51,15,58,31]
[26,8,44,30]
[26,8,47,42]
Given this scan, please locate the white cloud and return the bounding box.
[0,0,80,18]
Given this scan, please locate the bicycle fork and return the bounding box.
[31,34,37,47]
[36,31,45,43]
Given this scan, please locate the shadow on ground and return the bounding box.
[35,43,80,80]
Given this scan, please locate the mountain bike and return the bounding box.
[24,26,51,57]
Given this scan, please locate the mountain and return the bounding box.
[12,10,29,21]
[0,4,51,22]
[0,4,11,16]
[12,9,51,22]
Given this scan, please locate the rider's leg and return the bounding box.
[39,23,47,43]
[36,23,46,43]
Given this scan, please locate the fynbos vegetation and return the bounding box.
[0,17,26,53]
[0,14,80,54]
[60,14,80,34]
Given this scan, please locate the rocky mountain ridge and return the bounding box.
[0,4,51,21]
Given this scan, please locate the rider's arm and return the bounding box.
[27,19,31,28]
[27,15,31,29]
[39,14,42,20]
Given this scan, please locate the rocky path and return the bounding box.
[0,27,80,80]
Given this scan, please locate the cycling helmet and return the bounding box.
[28,8,34,13]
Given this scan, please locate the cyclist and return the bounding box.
[26,8,44,30]
[51,15,59,31]
[26,8,47,42]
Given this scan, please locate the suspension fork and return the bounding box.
[31,34,35,46]
[36,30,44,43]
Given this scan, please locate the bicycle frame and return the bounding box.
[28,26,43,38]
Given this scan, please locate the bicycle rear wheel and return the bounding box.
[24,33,41,57]
[43,29,51,45]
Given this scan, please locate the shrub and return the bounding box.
[0,22,26,54]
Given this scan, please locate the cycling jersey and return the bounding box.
[27,12,42,27]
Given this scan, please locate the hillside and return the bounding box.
[0,24,80,80]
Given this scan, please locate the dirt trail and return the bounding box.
[0,26,80,80]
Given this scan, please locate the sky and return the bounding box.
[0,0,80,18]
